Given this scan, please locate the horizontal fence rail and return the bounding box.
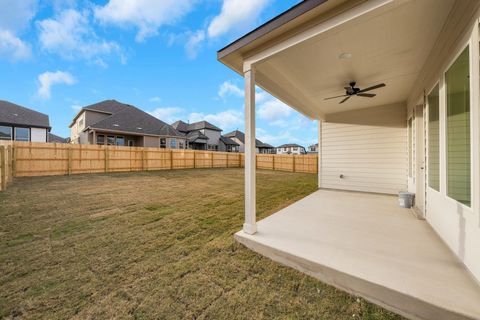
[0,142,318,191]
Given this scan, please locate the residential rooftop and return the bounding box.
[0,100,50,129]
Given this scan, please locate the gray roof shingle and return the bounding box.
[277,143,305,149]
[48,133,67,143]
[186,130,209,142]
[172,120,222,132]
[223,130,273,148]
[220,135,239,146]
[0,100,50,128]
[82,100,184,138]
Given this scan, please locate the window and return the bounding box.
[428,84,440,191]
[107,135,115,145]
[446,47,470,206]
[96,135,105,145]
[160,138,166,148]
[408,117,413,177]
[116,136,125,146]
[0,126,12,140]
[14,127,29,141]
[170,138,176,148]
[179,141,184,149]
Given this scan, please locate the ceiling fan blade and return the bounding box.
[358,83,386,93]
[324,95,348,100]
[357,93,376,98]
[339,96,350,104]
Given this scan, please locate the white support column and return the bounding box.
[244,66,257,234]
[317,119,322,189]
[470,21,480,219]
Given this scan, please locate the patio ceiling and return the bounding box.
[220,0,456,119]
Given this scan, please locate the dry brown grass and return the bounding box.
[0,169,404,320]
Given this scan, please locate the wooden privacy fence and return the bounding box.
[0,142,318,189]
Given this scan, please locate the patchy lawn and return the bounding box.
[0,169,403,319]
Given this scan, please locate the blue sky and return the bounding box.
[0,0,317,147]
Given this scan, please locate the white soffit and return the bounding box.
[255,0,456,118]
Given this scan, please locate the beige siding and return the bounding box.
[143,136,160,148]
[321,103,407,194]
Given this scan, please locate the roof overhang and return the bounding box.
[0,122,51,131]
[218,0,456,119]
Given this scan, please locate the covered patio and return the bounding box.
[218,0,480,319]
[236,190,480,320]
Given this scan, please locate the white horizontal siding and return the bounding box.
[321,103,407,194]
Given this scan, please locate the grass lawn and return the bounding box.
[0,169,404,319]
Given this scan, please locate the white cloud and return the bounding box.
[256,130,305,146]
[0,0,36,61]
[37,9,121,63]
[0,30,31,60]
[148,107,185,123]
[258,98,292,122]
[188,109,243,131]
[218,81,243,100]
[94,0,196,42]
[37,71,76,99]
[71,104,82,111]
[0,0,37,33]
[207,0,271,38]
[185,29,205,59]
[149,96,162,103]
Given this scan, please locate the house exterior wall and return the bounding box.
[276,147,305,155]
[404,1,480,282]
[232,138,245,152]
[144,136,160,148]
[200,129,221,149]
[321,103,407,195]
[30,128,47,142]
[70,110,111,144]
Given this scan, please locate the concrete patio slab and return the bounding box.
[235,189,480,320]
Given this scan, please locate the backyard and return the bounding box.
[0,168,403,319]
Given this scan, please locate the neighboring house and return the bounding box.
[48,133,67,143]
[223,130,275,154]
[276,143,306,155]
[218,0,480,319]
[307,143,318,154]
[0,100,50,142]
[172,120,223,150]
[219,135,240,152]
[69,100,186,148]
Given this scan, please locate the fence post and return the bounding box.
[105,146,109,173]
[211,152,214,168]
[0,146,5,191]
[12,144,16,177]
[68,145,72,175]
[272,154,275,171]
[7,145,12,182]
[293,155,296,172]
[170,149,173,170]
[193,150,196,169]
